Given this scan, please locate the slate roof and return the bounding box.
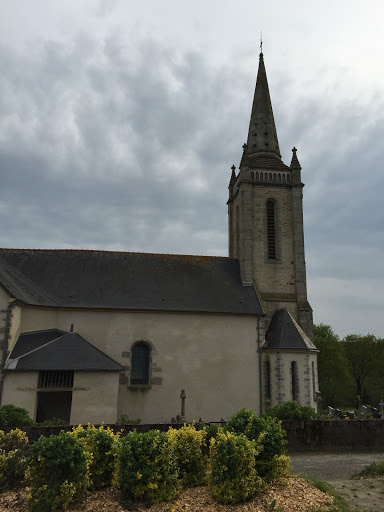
[0,249,264,315]
[9,329,66,359]
[5,330,124,372]
[240,152,290,171]
[263,309,318,352]
[239,53,290,172]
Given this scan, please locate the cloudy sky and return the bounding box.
[0,1,383,338]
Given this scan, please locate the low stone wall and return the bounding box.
[3,420,384,452]
[282,419,384,452]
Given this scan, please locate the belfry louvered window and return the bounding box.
[131,342,150,385]
[38,371,74,389]
[266,200,276,259]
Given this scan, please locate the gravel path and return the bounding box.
[290,452,384,481]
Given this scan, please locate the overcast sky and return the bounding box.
[0,1,383,338]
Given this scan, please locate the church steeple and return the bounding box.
[228,50,313,341]
[245,53,281,160]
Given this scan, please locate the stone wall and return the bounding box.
[283,420,384,452]
[5,420,384,452]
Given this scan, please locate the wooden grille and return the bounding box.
[267,200,276,259]
[38,371,74,389]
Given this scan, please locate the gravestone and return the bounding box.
[327,406,335,418]
[371,407,380,419]
[347,411,356,419]
[335,408,344,419]
[380,399,384,419]
[315,391,323,416]
[358,404,368,419]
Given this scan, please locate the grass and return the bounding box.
[301,475,358,512]
[351,460,384,479]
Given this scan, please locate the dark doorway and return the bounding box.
[36,391,72,423]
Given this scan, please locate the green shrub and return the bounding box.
[225,407,287,481]
[202,423,220,455]
[209,430,265,504]
[27,431,89,512]
[114,429,180,506]
[261,454,292,484]
[38,418,67,426]
[266,401,319,420]
[71,424,120,490]
[0,429,30,492]
[0,405,35,427]
[167,424,208,487]
[116,415,141,425]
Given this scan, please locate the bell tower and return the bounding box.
[228,53,313,339]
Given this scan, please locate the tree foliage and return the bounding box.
[314,323,384,407]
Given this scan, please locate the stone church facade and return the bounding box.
[0,52,319,425]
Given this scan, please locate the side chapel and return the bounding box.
[0,52,319,424]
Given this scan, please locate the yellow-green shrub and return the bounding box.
[269,454,292,484]
[167,424,207,487]
[225,407,287,481]
[71,424,119,490]
[27,431,89,512]
[0,429,29,492]
[209,431,265,504]
[114,429,180,506]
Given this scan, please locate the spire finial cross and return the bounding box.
[260,32,263,54]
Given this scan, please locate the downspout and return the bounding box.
[0,301,15,404]
[257,315,263,415]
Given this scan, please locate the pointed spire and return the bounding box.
[245,53,281,159]
[229,164,237,185]
[290,147,301,170]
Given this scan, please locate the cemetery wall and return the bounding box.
[4,420,384,451]
[283,419,384,452]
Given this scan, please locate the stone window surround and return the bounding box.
[121,339,163,389]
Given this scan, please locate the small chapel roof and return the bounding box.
[0,249,263,315]
[263,309,318,352]
[5,329,124,371]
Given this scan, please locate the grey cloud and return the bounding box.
[0,32,383,336]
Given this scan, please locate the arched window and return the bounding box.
[278,173,281,182]
[131,342,150,385]
[266,200,276,259]
[255,172,259,180]
[282,174,286,182]
[265,360,271,401]
[251,171,254,180]
[291,361,298,401]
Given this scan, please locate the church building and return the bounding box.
[0,52,319,425]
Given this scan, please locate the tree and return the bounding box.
[314,324,352,407]
[343,334,384,404]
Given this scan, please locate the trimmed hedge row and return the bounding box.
[0,409,291,510]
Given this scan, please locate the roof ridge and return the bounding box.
[0,248,234,260]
